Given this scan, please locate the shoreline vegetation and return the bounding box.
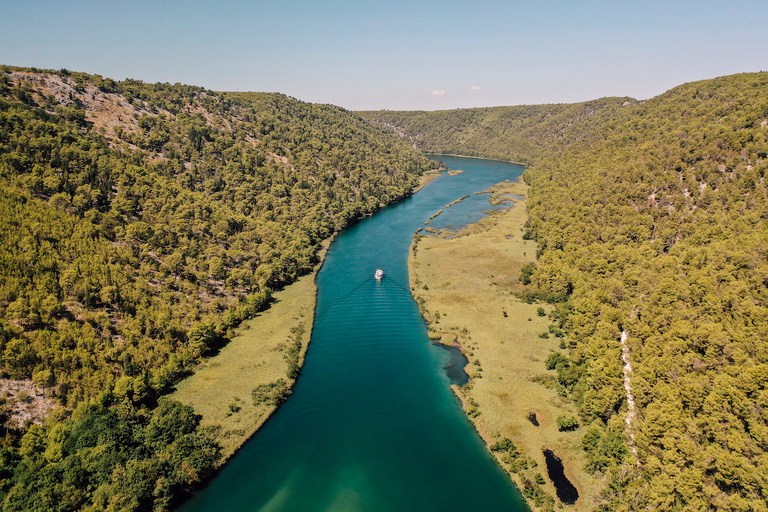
[171,238,331,461]
[369,73,768,510]
[409,178,602,512]
[413,167,444,192]
[3,65,764,510]
[431,152,528,166]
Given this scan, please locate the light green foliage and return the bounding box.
[581,418,628,473]
[523,74,768,510]
[6,64,768,511]
[0,66,433,403]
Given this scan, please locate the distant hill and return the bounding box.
[367,72,768,511]
[358,97,635,164]
[0,65,436,510]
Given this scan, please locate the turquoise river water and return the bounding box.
[176,156,530,512]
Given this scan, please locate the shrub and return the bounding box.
[252,379,290,407]
[519,262,536,285]
[544,352,568,371]
[556,415,579,431]
[490,437,517,453]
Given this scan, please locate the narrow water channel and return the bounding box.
[176,156,529,512]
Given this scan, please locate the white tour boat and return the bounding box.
[375,269,384,280]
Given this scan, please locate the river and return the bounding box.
[176,156,529,512]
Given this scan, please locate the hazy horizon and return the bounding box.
[2,0,766,111]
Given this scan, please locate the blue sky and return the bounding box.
[1,0,766,110]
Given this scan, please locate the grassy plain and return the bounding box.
[171,240,329,460]
[409,181,603,511]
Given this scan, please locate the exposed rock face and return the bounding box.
[0,378,57,428]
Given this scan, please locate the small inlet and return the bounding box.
[436,343,470,386]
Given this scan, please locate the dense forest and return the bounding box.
[377,72,768,511]
[0,65,436,510]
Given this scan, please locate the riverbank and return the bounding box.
[427,152,529,166]
[171,239,330,461]
[408,179,603,511]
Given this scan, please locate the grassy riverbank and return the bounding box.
[171,240,330,460]
[409,180,603,511]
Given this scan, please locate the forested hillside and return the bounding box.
[359,98,633,164]
[375,72,768,511]
[523,73,768,511]
[0,65,435,510]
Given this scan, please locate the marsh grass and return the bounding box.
[171,240,329,460]
[409,180,603,511]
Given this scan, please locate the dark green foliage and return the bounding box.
[252,379,290,407]
[187,320,217,357]
[360,98,631,165]
[581,421,628,473]
[548,324,564,338]
[0,66,432,405]
[1,398,220,511]
[227,399,242,415]
[7,64,768,511]
[522,73,768,510]
[490,437,517,453]
[519,262,536,285]
[544,352,568,371]
[511,74,768,510]
[490,435,555,511]
[556,415,579,432]
[283,325,305,380]
[522,482,556,512]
